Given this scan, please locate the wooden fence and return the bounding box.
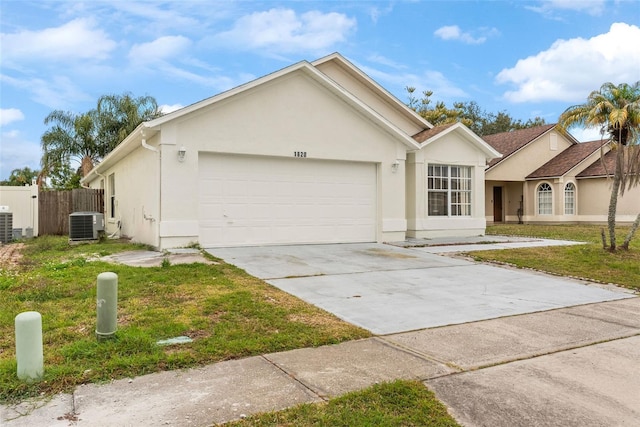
[39,188,104,235]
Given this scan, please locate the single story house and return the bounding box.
[82,53,500,249]
[483,124,639,224]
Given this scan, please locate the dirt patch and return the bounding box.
[362,247,417,259]
[0,243,24,270]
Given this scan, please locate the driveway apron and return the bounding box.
[207,243,632,335]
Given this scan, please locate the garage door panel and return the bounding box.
[198,154,376,247]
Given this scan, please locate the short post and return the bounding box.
[96,272,118,341]
[15,311,44,382]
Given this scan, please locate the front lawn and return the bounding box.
[478,224,640,291]
[0,236,370,403]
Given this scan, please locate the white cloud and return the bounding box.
[434,25,499,45]
[213,9,356,54]
[569,126,607,142]
[128,36,192,65]
[1,74,91,109]
[0,130,42,179]
[366,54,407,70]
[360,64,468,102]
[496,23,640,103]
[369,3,394,24]
[0,18,116,66]
[159,104,184,114]
[527,0,606,17]
[0,108,25,126]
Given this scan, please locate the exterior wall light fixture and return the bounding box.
[178,147,186,162]
[391,161,399,173]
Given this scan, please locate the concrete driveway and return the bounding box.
[207,242,632,334]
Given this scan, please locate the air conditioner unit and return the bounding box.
[69,212,105,241]
[0,211,12,244]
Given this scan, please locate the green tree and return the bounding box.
[40,92,162,189]
[406,87,472,127]
[406,88,545,135]
[0,167,39,186]
[96,93,162,152]
[40,110,101,187]
[558,82,640,251]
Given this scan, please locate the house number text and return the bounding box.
[294,151,307,158]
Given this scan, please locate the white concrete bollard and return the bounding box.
[96,272,118,341]
[15,311,44,382]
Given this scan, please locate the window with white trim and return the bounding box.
[564,182,575,215]
[427,165,472,216]
[537,183,552,215]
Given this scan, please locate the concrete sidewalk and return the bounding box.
[2,298,638,426]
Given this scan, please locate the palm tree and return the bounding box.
[40,110,102,182]
[96,93,162,152]
[558,82,640,251]
[0,167,39,186]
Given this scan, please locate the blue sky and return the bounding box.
[1,0,639,180]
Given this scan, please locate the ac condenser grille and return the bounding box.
[0,212,12,244]
[69,212,104,240]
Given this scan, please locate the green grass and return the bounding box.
[0,236,370,403]
[476,224,640,290]
[226,380,460,427]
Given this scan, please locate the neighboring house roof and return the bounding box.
[483,124,560,169]
[577,146,640,178]
[577,150,615,178]
[526,140,608,180]
[413,122,502,160]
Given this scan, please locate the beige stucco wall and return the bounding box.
[0,184,39,237]
[87,135,160,246]
[576,178,640,222]
[407,131,489,238]
[154,70,409,249]
[486,131,573,182]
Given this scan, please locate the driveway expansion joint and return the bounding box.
[260,355,329,402]
[374,337,463,373]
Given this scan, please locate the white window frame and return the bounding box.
[537,182,552,215]
[564,182,576,215]
[427,164,472,217]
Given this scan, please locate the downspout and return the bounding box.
[140,128,162,249]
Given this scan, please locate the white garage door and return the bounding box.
[198,154,377,247]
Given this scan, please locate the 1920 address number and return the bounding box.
[294,151,307,158]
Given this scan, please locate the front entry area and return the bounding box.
[493,186,503,222]
[198,153,377,247]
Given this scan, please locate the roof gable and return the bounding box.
[526,140,608,179]
[83,56,424,183]
[484,124,560,169]
[414,122,502,160]
[312,53,432,131]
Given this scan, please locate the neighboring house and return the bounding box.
[483,124,639,224]
[0,183,39,239]
[82,53,500,249]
